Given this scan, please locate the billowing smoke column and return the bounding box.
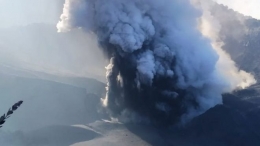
[57,0,254,125]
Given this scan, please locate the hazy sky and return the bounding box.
[213,0,260,19]
[0,0,64,28]
[0,0,106,81]
[0,0,259,28]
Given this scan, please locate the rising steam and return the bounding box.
[57,0,255,125]
[193,0,256,90]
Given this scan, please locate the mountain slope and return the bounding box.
[208,3,260,82]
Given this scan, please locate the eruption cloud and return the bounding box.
[57,0,256,125]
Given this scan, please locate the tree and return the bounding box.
[0,101,23,128]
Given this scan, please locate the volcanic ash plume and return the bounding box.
[57,0,255,125]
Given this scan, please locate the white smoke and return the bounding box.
[57,0,256,124]
[213,0,260,20]
[194,0,256,91]
[137,50,156,85]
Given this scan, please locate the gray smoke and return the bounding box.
[57,0,252,125]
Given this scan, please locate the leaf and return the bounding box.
[7,109,13,116]
[12,101,23,111]
[0,120,5,125]
[0,115,5,121]
[12,104,18,111]
[18,101,23,106]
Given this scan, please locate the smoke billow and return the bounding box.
[57,0,255,125]
[193,0,256,90]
